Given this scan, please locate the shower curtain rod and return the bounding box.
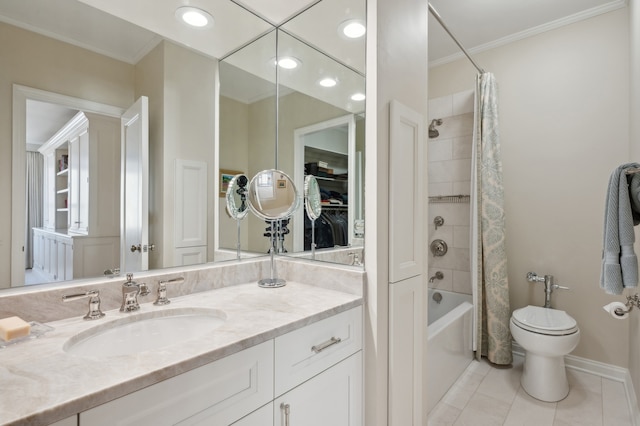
[428,3,486,74]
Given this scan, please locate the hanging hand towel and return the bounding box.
[630,172,640,224]
[600,163,640,295]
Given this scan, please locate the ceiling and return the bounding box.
[1,0,627,145]
[428,0,626,67]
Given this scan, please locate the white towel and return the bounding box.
[600,163,640,295]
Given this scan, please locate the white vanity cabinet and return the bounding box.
[274,352,362,426]
[273,306,363,426]
[77,306,362,426]
[32,228,118,281]
[79,340,274,426]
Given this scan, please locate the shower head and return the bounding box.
[429,118,443,138]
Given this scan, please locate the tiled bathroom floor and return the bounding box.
[428,355,634,425]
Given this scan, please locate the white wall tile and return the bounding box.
[428,182,454,197]
[428,139,453,162]
[452,270,472,295]
[453,89,475,115]
[429,95,453,120]
[453,225,470,248]
[452,181,471,195]
[453,136,473,160]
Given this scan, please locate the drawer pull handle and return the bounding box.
[311,336,342,353]
[281,403,290,426]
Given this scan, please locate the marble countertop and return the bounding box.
[0,282,362,426]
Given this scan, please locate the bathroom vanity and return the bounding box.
[0,280,363,426]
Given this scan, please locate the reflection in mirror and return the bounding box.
[304,175,322,259]
[275,29,365,266]
[247,170,299,222]
[2,0,275,291]
[247,170,299,289]
[217,30,278,257]
[225,174,249,261]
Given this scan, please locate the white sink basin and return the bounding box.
[64,308,226,357]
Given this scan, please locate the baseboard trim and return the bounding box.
[512,342,639,426]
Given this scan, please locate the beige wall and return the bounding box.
[162,42,217,266]
[135,42,165,270]
[0,22,135,288]
[430,9,630,366]
[218,96,250,251]
[628,0,640,409]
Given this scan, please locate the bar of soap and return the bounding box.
[0,316,31,342]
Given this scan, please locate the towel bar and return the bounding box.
[625,168,640,175]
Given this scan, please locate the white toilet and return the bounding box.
[510,305,580,402]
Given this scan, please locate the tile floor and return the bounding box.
[428,355,634,425]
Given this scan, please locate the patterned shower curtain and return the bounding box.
[470,72,512,365]
[25,151,43,269]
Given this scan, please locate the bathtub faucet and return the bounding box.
[526,272,570,308]
[429,271,444,283]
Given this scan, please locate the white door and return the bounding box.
[120,96,149,273]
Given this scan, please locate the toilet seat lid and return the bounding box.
[512,305,578,335]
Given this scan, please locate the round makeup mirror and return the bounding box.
[247,170,299,288]
[225,174,249,220]
[247,170,299,221]
[304,175,322,260]
[304,175,322,221]
[226,174,249,260]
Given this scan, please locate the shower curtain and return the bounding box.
[470,72,512,365]
[25,151,43,269]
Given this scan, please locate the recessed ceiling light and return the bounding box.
[351,93,366,101]
[339,20,366,39]
[277,57,300,70]
[319,78,338,88]
[175,6,214,28]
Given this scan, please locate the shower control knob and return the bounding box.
[430,239,448,257]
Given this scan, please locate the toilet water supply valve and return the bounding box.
[526,272,569,308]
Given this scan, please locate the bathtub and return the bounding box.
[427,289,474,414]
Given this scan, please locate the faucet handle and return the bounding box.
[154,277,185,306]
[62,290,105,320]
[526,272,546,283]
[553,284,570,291]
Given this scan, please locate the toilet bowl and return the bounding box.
[510,305,580,402]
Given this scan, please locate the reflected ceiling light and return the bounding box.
[277,57,300,69]
[351,93,366,101]
[339,20,366,39]
[319,78,338,88]
[175,6,214,28]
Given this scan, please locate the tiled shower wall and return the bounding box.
[427,89,474,295]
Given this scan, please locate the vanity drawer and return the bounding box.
[274,305,362,396]
[80,340,273,426]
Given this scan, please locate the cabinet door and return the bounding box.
[273,352,362,426]
[230,403,272,426]
[56,239,67,282]
[69,131,89,234]
[80,341,273,426]
[42,152,56,230]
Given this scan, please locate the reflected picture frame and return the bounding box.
[219,169,243,197]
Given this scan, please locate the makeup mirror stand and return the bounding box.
[258,220,285,288]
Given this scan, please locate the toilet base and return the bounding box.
[521,352,569,402]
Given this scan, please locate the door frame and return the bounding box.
[11,85,124,287]
[292,114,356,252]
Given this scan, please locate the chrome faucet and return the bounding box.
[120,273,150,312]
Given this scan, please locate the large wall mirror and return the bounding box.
[218,4,366,263]
[1,0,365,293]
